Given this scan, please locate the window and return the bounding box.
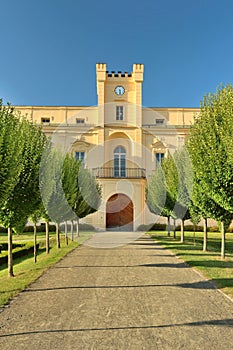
[116,106,124,120]
[155,153,165,165]
[114,146,126,177]
[41,118,50,123]
[155,118,164,125]
[76,118,85,124]
[75,151,85,165]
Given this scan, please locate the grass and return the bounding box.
[0,231,94,307]
[148,230,233,299]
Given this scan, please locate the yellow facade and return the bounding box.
[15,63,199,231]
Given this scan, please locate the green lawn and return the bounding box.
[148,230,233,299]
[0,231,94,307]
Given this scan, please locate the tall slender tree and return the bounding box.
[0,115,46,276]
[188,85,233,258]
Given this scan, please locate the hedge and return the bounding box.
[0,242,39,265]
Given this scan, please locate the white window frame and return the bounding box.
[114,146,126,177]
[75,151,85,165]
[155,152,165,165]
[116,106,124,121]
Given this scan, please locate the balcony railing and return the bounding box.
[92,167,146,179]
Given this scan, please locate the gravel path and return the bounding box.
[0,233,232,349]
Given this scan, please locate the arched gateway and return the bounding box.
[106,194,133,231]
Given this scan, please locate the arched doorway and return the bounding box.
[106,194,133,231]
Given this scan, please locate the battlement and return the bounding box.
[96,63,144,81]
[106,71,132,78]
[96,63,106,71]
[133,63,144,82]
[133,63,144,72]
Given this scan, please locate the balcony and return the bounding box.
[92,167,146,179]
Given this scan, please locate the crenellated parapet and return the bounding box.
[133,63,144,82]
[96,63,144,81]
[106,71,132,78]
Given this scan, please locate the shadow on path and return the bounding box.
[1,318,233,338]
[22,280,216,292]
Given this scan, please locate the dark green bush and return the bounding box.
[175,224,204,232]
[0,226,7,233]
[0,242,39,265]
[137,224,153,231]
[137,223,167,231]
[23,224,56,233]
[0,243,23,251]
[59,222,96,232]
[149,223,167,231]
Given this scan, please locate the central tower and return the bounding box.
[93,64,146,231]
[96,63,144,127]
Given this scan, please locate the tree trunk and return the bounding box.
[65,221,68,245]
[71,220,74,241]
[167,216,171,237]
[180,219,184,243]
[203,218,208,252]
[45,221,50,254]
[193,224,196,246]
[76,219,80,238]
[173,218,176,239]
[56,222,61,249]
[33,222,37,263]
[8,226,14,277]
[221,221,225,260]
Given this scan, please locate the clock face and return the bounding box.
[114,86,125,96]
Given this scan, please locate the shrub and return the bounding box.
[23,224,56,233]
[137,224,153,231]
[149,223,167,231]
[0,243,24,250]
[0,242,39,265]
[137,223,167,231]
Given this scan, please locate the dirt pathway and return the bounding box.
[0,233,232,349]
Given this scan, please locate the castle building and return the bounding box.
[15,64,199,231]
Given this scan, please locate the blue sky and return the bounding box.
[0,0,233,107]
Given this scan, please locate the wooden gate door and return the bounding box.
[106,194,133,231]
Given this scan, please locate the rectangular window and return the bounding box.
[155,153,165,165]
[116,106,124,120]
[76,118,85,124]
[41,118,50,123]
[155,118,164,125]
[75,151,85,165]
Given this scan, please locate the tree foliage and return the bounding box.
[188,85,233,258]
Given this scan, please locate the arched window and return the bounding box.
[114,146,126,177]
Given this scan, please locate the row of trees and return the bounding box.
[0,100,101,276]
[146,85,233,259]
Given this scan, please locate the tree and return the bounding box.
[173,147,193,243]
[188,85,233,258]
[0,114,46,276]
[0,101,23,208]
[161,155,179,238]
[40,149,101,244]
[146,163,172,236]
[62,153,101,235]
[30,207,43,263]
[39,144,71,249]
